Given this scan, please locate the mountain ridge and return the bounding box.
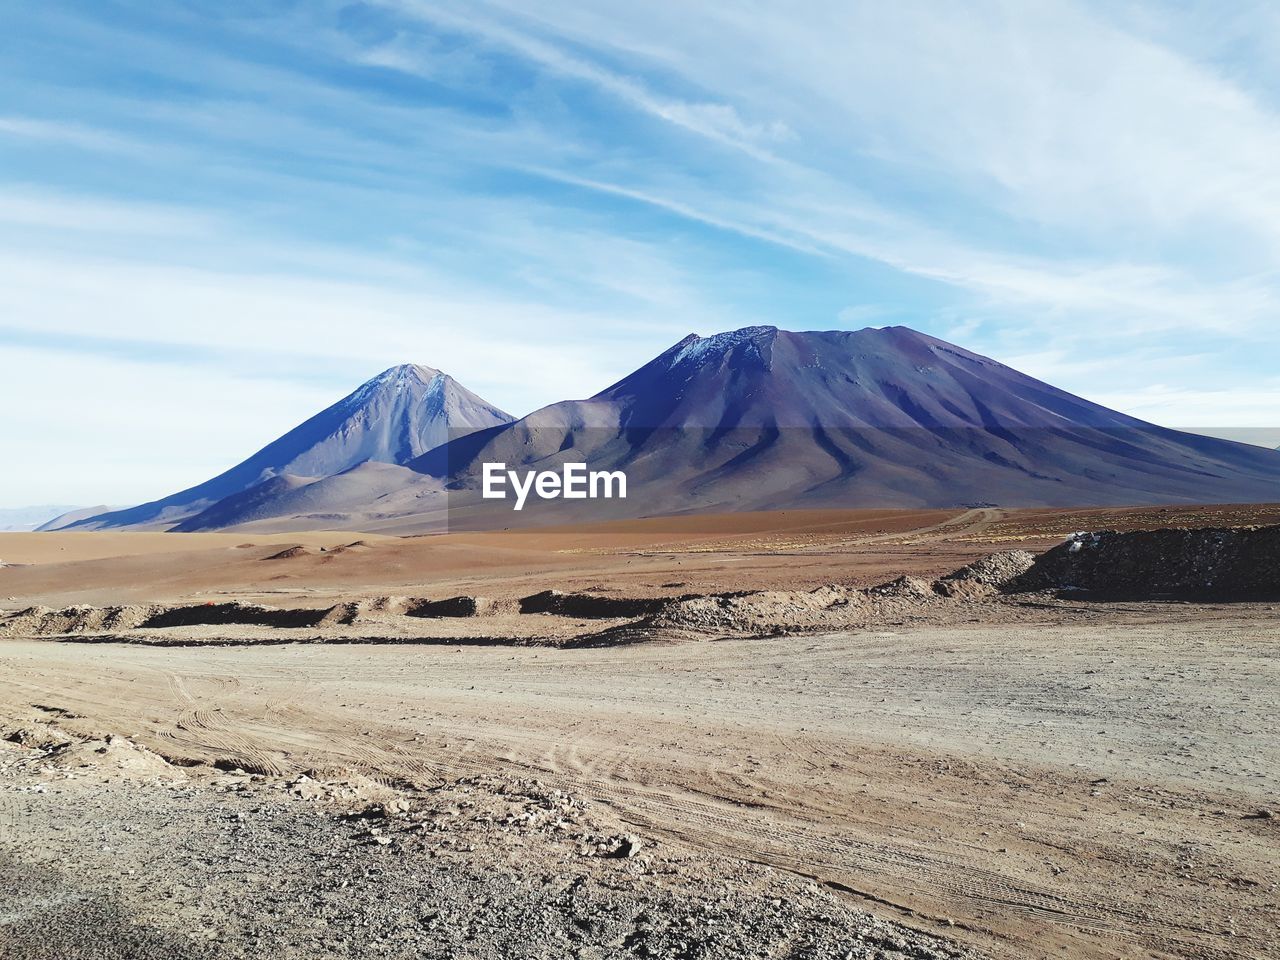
[411,325,1280,527]
[72,326,1280,532]
[68,364,512,530]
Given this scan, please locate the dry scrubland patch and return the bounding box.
[972,505,1280,543]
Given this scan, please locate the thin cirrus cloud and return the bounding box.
[1,0,1278,504]
[388,0,1280,319]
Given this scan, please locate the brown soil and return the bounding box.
[2,505,1278,959]
[2,606,1277,959]
[4,504,1277,612]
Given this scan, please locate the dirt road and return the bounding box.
[2,610,1276,959]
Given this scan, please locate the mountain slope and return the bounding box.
[412,326,1280,525]
[34,506,120,531]
[70,365,512,529]
[171,462,445,533]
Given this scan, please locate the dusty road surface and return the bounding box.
[2,610,1277,959]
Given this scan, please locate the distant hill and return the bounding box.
[69,365,512,530]
[0,505,85,532]
[35,506,121,531]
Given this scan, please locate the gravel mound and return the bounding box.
[653,586,864,633]
[944,550,1038,588]
[318,595,514,622]
[324,541,374,556]
[408,596,511,618]
[928,551,1040,600]
[868,576,937,600]
[317,596,427,626]
[1010,525,1280,599]
[0,605,54,636]
[317,600,363,626]
[0,604,161,636]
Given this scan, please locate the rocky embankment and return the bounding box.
[1011,525,1280,599]
[3,525,1276,646]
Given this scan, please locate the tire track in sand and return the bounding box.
[154,672,287,776]
[528,730,1255,960]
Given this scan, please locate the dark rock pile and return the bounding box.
[518,590,671,618]
[1010,525,1280,600]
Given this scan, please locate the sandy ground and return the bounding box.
[2,608,1277,959]
[2,505,1278,959]
[1,745,971,960]
[0,509,994,609]
[4,504,1279,609]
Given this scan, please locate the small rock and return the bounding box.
[613,834,644,858]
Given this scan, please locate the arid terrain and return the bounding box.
[2,505,1278,959]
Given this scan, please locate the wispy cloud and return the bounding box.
[0,187,222,236]
[0,115,138,152]
[2,0,1278,502]
[379,0,796,159]
[366,0,1280,339]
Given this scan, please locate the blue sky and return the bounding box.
[3,0,1279,504]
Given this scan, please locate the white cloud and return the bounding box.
[0,186,222,236]
[370,0,1280,341]
[0,243,655,408]
[507,0,1280,248]
[0,115,137,153]
[4,0,1280,503]
[1089,383,1280,430]
[381,0,795,160]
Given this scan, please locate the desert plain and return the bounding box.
[2,504,1278,960]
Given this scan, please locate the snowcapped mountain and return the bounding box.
[416,325,1280,524]
[69,364,512,529]
[64,328,1280,532]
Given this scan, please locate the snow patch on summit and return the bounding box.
[422,372,448,413]
[345,364,435,407]
[671,326,777,367]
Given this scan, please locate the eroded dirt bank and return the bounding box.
[5,523,1276,648]
[5,504,1278,612]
